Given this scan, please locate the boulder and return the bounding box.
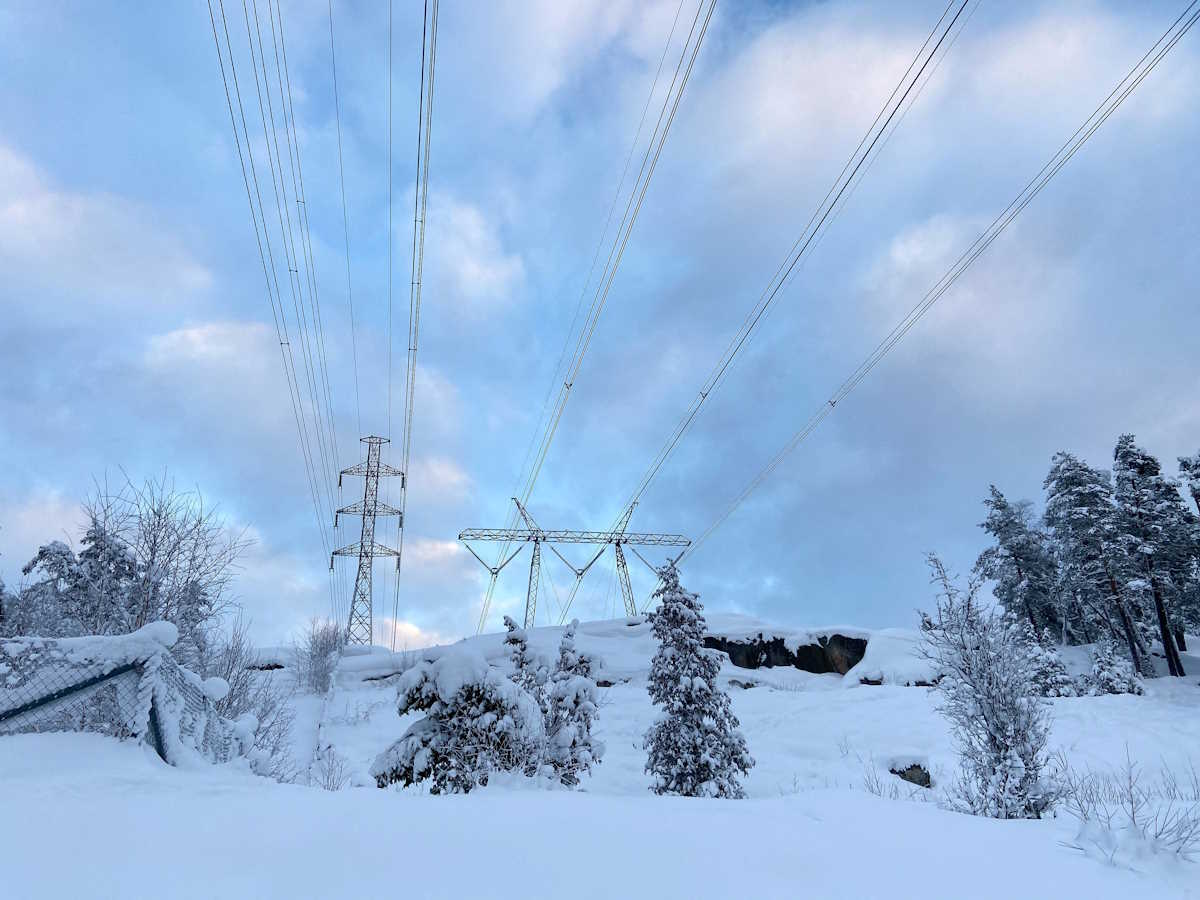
[703,632,867,675]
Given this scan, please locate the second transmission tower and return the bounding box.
[330,435,404,645]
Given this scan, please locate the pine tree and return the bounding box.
[544,619,604,787]
[1043,452,1151,675]
[1179,452,1200,516]
[1112,435,1188,676]
[975,486,1060,634]
[644,564,753,798]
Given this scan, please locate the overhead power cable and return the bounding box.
[388,0,439,651]
[206,0,339,622]
[475,0,717,633]
[327,0,363,440]
[681,0,1200,565]
[612,0,971,534]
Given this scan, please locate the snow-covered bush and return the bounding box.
[203,615,296,782]
[922,554,1058,819]
[295,618,342,695]
[644,564,753,799]
[1087,640,1145,696]
[371,648,544,795]
[544,619,604,786]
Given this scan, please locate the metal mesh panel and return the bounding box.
[0,631,249,766]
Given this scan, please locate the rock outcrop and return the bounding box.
[703,632,867,675]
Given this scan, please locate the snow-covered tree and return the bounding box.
[1087,639,1145,696]
[975,486,1060,634]
[922,554,1057,819]
[372,648,544,794]
[1179,451,1200,516]
[1112,435,1189,677]
[1043,452,1151,675]
[544,619,604,787]
[504,615,549,703]
[1020,625,1078,698]
[644,564,753,799]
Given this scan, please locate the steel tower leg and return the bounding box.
[524,540,541,629]
[614,543,636,617]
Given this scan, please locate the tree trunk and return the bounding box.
[1107,573,1148,675]
[1150,576,1185,676]
[1174,627,1187,652]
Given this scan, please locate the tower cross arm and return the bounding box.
[330,541,402,570]
[457,527,689,546]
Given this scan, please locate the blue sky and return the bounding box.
[1,0,1197,646]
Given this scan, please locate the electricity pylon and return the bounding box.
[460,499,689,628]
[330,436,404,645]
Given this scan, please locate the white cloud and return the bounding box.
[0,488,81,582]
[426,194,524,314]
[372,616,454,651]
[407,457,472,502]
[446,0,676,121]
[0,144,212,310]
[144,321,276,368]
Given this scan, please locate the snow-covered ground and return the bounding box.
[2,615,1199,898]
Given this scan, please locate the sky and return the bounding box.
[1,0,1197,647]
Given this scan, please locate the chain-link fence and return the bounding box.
[0,624,252,766]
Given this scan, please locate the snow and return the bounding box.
[704,612,872,650]
[2,619,1199,897]
[844,627,934,685]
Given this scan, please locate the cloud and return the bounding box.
[0,488,81,582]
[0,144,212,312]
[372,616,455,651]
[443,0,677,122]
[144,321,277,368]
[407,457,472,502]
[426,194,525,314]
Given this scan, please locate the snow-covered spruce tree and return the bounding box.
[1087,639,1145,696]
[922,554,1056,819]
[975,486,1060,635]
[544,619,604,787]
[371,648,544,795]
[1019,624,1077,698]
[644,564,753,798]
[504,615,549,704]
[1043,452,1151,675]
[1112,435,1190,677]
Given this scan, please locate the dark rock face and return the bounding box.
[890,763,932,788]
[703,633,867,675]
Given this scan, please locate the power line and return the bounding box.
[386,0,395,440]
[612,0,972,531]
[476,0,718,633]
[389,0,439,651]
[683,0,1200,564]
[327,0,363,440]
[206,0,338,621]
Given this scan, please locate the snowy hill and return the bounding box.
[3,616,1199,898]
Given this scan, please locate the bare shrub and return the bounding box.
[205,614,296,782]
[1059,750,1200,860]
[311,745,352,791]
[295,618,343,695]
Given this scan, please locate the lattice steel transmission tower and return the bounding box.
[330,436,404,645]
[460,499,689,629]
